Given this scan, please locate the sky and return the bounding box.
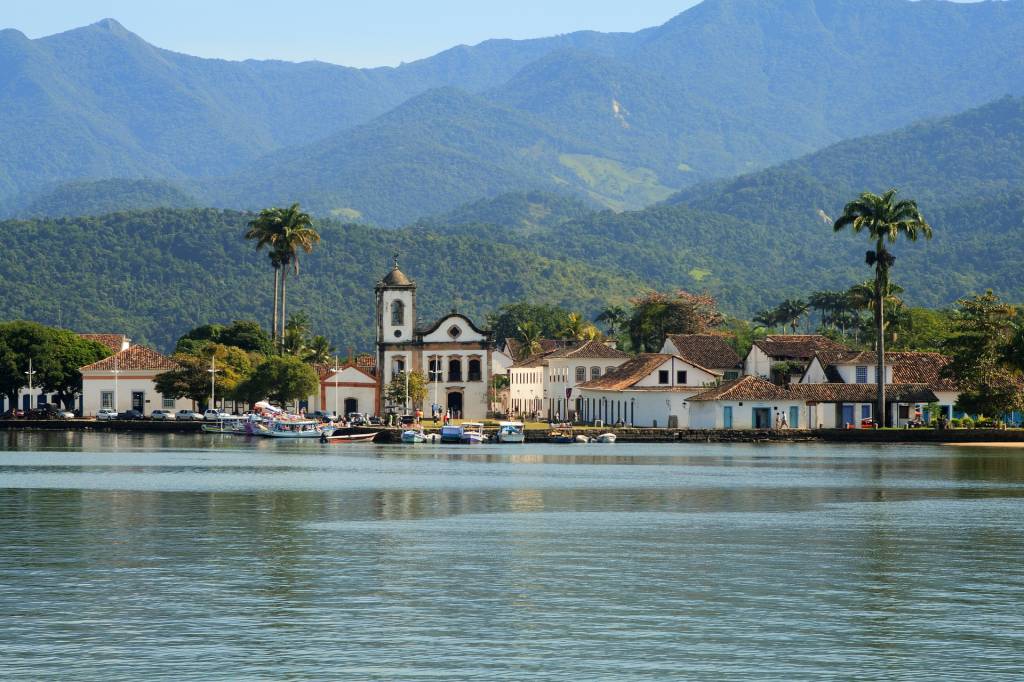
[4,0,705,68]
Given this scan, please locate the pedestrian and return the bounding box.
[780,412,788,429]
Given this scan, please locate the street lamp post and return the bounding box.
[25,358,36,410]
[207,356,220,412]
[332,356,340,420]
[111,356,120,413]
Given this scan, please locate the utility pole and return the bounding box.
[332,356,340,419]
[112,356,119,413]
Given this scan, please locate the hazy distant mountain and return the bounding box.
[16,179,198,218]
[2,0,1024,223]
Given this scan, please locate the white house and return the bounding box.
[375,258,492,419]
[576,353,722,428]
[799,350,959,426]
[688,376,940,430]
[661,334,743,380]
[743,335,848,379]
[307,362,379,417]
[79,345,189,416]
[508,340,631,420]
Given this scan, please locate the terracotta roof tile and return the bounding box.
[692,377,939,404]
[505,338,568,359]
[78,333,129,353]
[79,345,180,371]
[579,354,671,390]
[667,334,742,369]
[753,335,848,360]
[689,376,790,402]
[544,340,630,360]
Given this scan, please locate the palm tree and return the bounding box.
[778,298,809,334]
[516,321,543,360]
[596,305,628,336]
[834,189,932,426]
[245,207,285,342]
[754,306,784,332]
[304,335,335,365]
[274,204,320,343]
[563,312,591,341]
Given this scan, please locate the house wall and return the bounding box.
[80,373,190,416]
[690,399,808,430]
[509,365,545,417]
[743,346,773,378]
[577,389,700,428]
[544,356,630,419]
[311,367,378,417]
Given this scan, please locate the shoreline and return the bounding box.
[4,419,1024,445]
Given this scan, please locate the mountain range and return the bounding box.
[3,94,1023,351]
[3,0,1024,224]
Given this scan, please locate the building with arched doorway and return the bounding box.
[375,258,492,419]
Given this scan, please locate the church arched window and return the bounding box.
[391,300,404,326]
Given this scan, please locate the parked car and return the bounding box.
[118,409,144,420]
[399,415,417,426]
[151,409,176,421]
[176,410,204,421]
[1,408,24,419]
[96,408,119,421]
[204,409,232,421]
[347,412,367,426]
[43,404,75,419]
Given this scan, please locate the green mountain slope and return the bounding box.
[0,209,643,351]
[17,179,198,218]
[4,0,1024,223]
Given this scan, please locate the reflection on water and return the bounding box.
[1,432,1023,680]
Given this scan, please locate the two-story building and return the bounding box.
[375,259,492,419]
[743,335,848,380]
[661,334,743,380]
[576,353,723,428]
[508,340,630,420]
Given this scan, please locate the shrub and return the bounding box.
[960,416,975,429]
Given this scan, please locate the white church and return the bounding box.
[375,258,492,419]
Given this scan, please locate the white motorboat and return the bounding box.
[496,421,525,443]
[575,434,591,443]
[402,429,428,444]
[460,423,487,444]
[595,433,617,444]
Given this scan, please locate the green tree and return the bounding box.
[596,305,629,337]
[943,291,1024,418]
[155,343,256,409]
[384,370,428,411]
[486,302,572,346]
[239,355,319,407]
[0,321,110,409]
[245,207,286,343]
[627,290,724,352]
[274,204,320,344]
[562,312,600,341]
[834,189,932,426]
[304,335,335,365]
[515,321,543,360]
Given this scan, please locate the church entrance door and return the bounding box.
[447,391,464,419]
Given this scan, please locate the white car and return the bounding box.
[151,409,176,421]
[96,408,119,421]
[204,409,232,421]
[176,410,204,421]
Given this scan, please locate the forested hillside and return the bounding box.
[0,209,641,351]
[4,0,1024,223]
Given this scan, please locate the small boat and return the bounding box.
[460,423,487,444]
[265,419,325,438]
[548,430,575,444]
[595,433,617,444]
[321,431,377,444]
[402,429,428,444]
[496,421,525,443]
[440,425,464,444]
[575,434,591,444]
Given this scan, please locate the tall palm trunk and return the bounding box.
[279,268,288,345]
[272,267,280,343]
[875,238,886,427]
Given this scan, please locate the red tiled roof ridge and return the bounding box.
[667,333,742,369]
[78,333,129,353]
[79,345,179,371]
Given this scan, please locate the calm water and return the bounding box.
[1,432,1023,681]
